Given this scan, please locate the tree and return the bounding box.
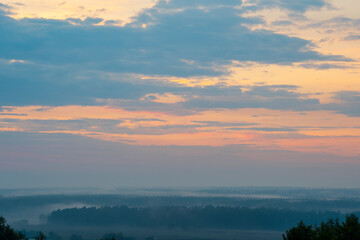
[338,214,360,240]
[316,219,339,240]
[283,214,360,240]
[0,216,28,240]
[47,231,62,240]
[282,221,315,240]
[100,233,124,240]
[35,232,46,240]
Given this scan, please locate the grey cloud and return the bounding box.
[0,113,27,116]
[0,3,11,10]
[243,0,329,13]
[299,63,351,70]
[344,35,360,41]
[272,20,293,26]
[100,84,321,114]
[0,0,351,115]
[0,4,11,16]
[101,99,195,116]
[182,85,320,111]
[305,17,360,30]
[9,118,131,134]
[1,118,213,135]
[191,121,257,127]
[131,118,166,122]
[184,95,319,111]
[245,85,300,97]
[4,57,353,116]
[67,17,104,25]
[228,127,298,132]
[0,61,185,106]
[326,91,360,117]
[0,58,245,107]
[0,0,345,80]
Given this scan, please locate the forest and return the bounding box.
[3,213,360,240]
[282,214,360,240]
[2,188,360,240]
[47,205,357,230]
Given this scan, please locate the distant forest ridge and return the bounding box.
[2,194,360,212]
[47,206,360,231]
[2,187,360,199]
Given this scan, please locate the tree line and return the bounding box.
[48,205,356,230]
[3,194,360,214]
[0,216,45,240]
[1,216,130,240]
[2,213,360,240]
[283,214,360,240]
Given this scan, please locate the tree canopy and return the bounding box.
[283,214,360,240]
[0,216,27,240]
[0,216,47,240]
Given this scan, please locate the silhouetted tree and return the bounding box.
[0,216,27,240]
[35,232,46,240]
[282,221,315,240]
[100,233,124,240]
[283,214,360,240]
[47,231,61,240]
[338,214,360,240]
[316,219,339,240]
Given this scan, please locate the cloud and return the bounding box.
[184,96,319,111]
[0,59,246,107]
[0,56,325,112]
[4,56,358,117]
[344,35,360,41]
[191,121,257,127]
[0,0,345,79]
[94,83,324,115]
[66,17,104,25]
[243,0,329,12]
[0,3,12,16]
[2,53,322,113]
[183,85,320,111]
[228,127,298,132]
[0,1,354,117]
[3,118,261,136]
[305,17,360,31]
[0,3,11,10]
[299,63,351,70]
[326,91,360,117]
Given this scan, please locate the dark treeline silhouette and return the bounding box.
[3,213,360,240]
[0,216,27,240]
[283,214,360,240]
[0,216,45,240]
[1,215,132,240]
[48,205,358,230]
[2,194,360,212]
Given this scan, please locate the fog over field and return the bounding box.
[0,187,359,239]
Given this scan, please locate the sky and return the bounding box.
[0,0,360,189]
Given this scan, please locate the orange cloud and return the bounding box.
[1,105,360,156]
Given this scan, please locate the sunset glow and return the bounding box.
[1,0,360,188]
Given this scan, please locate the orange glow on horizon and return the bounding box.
[1,105,360,156]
